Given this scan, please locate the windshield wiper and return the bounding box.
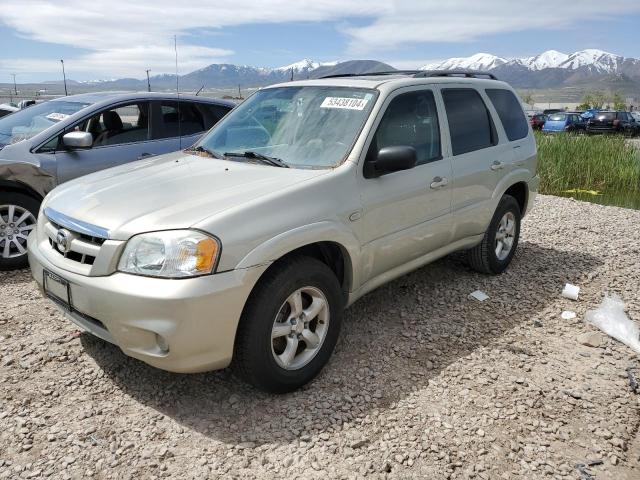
[224,151,289,168]
[185,145,224,159]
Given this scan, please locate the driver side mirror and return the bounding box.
[62,131,93,149]
[364,146,418,178]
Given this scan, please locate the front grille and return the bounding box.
[44,218,105,266]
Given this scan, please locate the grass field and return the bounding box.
[535,132,640,208]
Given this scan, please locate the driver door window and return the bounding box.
[368,90,441,165]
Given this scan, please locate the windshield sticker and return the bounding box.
[321,97,369,110]
[45,112,70,122]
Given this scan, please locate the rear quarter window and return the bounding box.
[442,88,496,156]
[485,89,529,141]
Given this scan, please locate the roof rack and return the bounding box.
[415,70,498,80]
[319,70,421,79]
[320,69,498,80]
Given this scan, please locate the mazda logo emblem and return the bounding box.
[56,229,72,253]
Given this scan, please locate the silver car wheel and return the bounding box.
[494,211,516,261]
[0,204,36,259]
[271,286,330,371]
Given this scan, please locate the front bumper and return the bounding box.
[28,230,268,373]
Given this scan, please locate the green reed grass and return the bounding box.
[535,132,640,195]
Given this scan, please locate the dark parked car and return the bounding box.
[586,111,639,136]
[529,113,546,130]
[0,92,234,269]
[542,112,586,134]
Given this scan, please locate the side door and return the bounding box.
[149,100,230,152]
[355,87,453,283]
[440,87,514,240]
[54,101,152,183]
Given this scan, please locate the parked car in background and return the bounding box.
[0,104,19,118]
[586,111,639,136]
[542,112,586,134]
[0,91,234,269]
[529,113,546,130]
[28,71,539,392]
[631,111,640,123]
[543,108,564,115]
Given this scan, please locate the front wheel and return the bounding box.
[233,256,343,393]
[467,194,521,275]
[0,193,40,270]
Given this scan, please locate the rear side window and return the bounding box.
[442,88,496,156]
[152,101,232,140]
[198,103,232,129]
[486,89,529,141]
[370,90,441,165]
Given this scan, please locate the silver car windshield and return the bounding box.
[0,100,91,145]
[197,86,377,168]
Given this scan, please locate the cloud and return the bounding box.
[0,0,387,78]
[0,45,234,79]
[1,0,638,79]
[343,0,640,54]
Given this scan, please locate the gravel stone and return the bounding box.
[1,195,639,479]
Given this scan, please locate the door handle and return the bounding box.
[430,176,449,189]
[137,152,154,160]
[490,161,504,171]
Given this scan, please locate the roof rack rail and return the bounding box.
[413,70,498,80]
[319,69,499,80]
[319,70,421,79]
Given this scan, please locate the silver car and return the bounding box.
[28,71,539,392]
[0,92,234,269]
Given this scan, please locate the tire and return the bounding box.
[233,256,343,393]
[467,194,521,275]
[0,192,40,271]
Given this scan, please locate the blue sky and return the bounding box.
[1,0,639,82]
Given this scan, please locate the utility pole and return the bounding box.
[238,84,241,99]
[60,59,68,96]
[290,67,294,81]
[146,69,151,92]
[11,74,17,95]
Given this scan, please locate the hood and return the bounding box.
[45,151,328,239]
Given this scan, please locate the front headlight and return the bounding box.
[118,230,220,278]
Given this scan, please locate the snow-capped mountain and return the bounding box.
[558,49,623,73]
[420,49,632,74]
[510,50,569,71]
[421,53,507,71]
[274,58,338,73]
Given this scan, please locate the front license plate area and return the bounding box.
[43,270,72,311]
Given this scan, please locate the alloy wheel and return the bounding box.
[495,211,516,261]
[271,286,330,370]
[0,204,36,259]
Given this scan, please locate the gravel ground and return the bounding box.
[1,194,640,480]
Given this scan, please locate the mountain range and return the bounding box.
[420,49,640,91]
[8,49,639,95]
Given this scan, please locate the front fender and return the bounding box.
[234,220,362,292]
[0,161,55,198]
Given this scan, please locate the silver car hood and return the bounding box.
[45,151,328,239]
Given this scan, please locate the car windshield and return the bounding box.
[0,100,91,145]
[595,112,615,120]
[196,86,377,168]
[548,113,567,121]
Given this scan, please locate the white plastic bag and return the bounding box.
[584,294,640,355]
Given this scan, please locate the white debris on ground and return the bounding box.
[1,194,639,479]
[585,294,640,355]
[469,290,489,302]
[562,283,580,301]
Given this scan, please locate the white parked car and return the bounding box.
[28,70,539,392]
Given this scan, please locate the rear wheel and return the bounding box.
[0,193,40,270]
[467,194,521,275]
[233,256,343,393]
